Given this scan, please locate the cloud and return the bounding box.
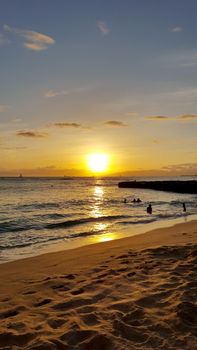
[171,26,183,33]
[178,114,197,120]
[145,114,197,123]
[104,120,127,127]
[24,42,49,52]
[45,90,68,98]
[145,115,172,121]
[45,86,90,98]
[3,24,55,51]
[16,130,48,138]
[97,21,110,35]
[52,122,81,128]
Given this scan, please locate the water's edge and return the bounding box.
[1,213,197,265]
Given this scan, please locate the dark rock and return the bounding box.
[118,180,197,194]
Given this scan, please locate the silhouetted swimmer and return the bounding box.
[124,198,127,203]
[183,203,186,212]
[136,198,142,203]
[147,204,152,214]
[132,198,136,203]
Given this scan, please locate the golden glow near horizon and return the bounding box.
[87,153,109,173]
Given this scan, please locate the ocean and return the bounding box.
[0,176,197,263]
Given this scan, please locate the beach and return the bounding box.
[0,220,197,349]
[2,1,197,349]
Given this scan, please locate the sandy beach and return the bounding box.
[0,220,197,350]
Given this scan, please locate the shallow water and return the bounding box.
[0,176,196,262]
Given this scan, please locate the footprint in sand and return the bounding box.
[0,331,34,347]
[60,329,97,346]
[113,318,148,343]
[0,309,19,319]
[23,290,36,295]
[48,318,66,329]
[0,298,10,302]
[7,321,26,331]
[81,312,100,326]
[127,271,136,277]
[117,267,128,273]
[116,254,130,260]
[71,288,85,295]
[63,274,76,280]
[79,333,113,350]
[177,301,197,325]
[34,298,52,307]
[53,297,92,311]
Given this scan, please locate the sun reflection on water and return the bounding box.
[92,232,118,243]
[90,185,108,232]
[90,185,105,218]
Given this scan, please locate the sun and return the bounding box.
[87,153,109,173]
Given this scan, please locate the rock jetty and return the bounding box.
[118,180,197,194]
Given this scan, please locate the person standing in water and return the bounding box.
[147,204,152,214]
[183,203,186,212]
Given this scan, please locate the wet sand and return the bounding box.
[0,220,197,349]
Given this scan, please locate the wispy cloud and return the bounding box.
[45,86,89,98]
[16,130,48,138]
[145,115,172,121]
[178,114,197,121]
[3,24,55,51]
[145,114,197,123]
[104,120,127,127]
[171,26,183,33]
[97,21,110,35]
[52,122,82,128]
[45,90,68,98]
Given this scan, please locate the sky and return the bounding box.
[0,0,197,176]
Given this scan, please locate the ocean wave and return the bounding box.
[0,221,31,233]
[33,213,72,220]
[155,212,184,219]
[0,227,109,250]
[16,202,60,210]
[117,218,156,225]
[45,215,130,230]
[0,215,130,234]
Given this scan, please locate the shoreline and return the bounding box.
[1,217,197,273]
[0,219,197,349]
[2,212,197,265]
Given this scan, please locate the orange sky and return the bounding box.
[0,1,197,176]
